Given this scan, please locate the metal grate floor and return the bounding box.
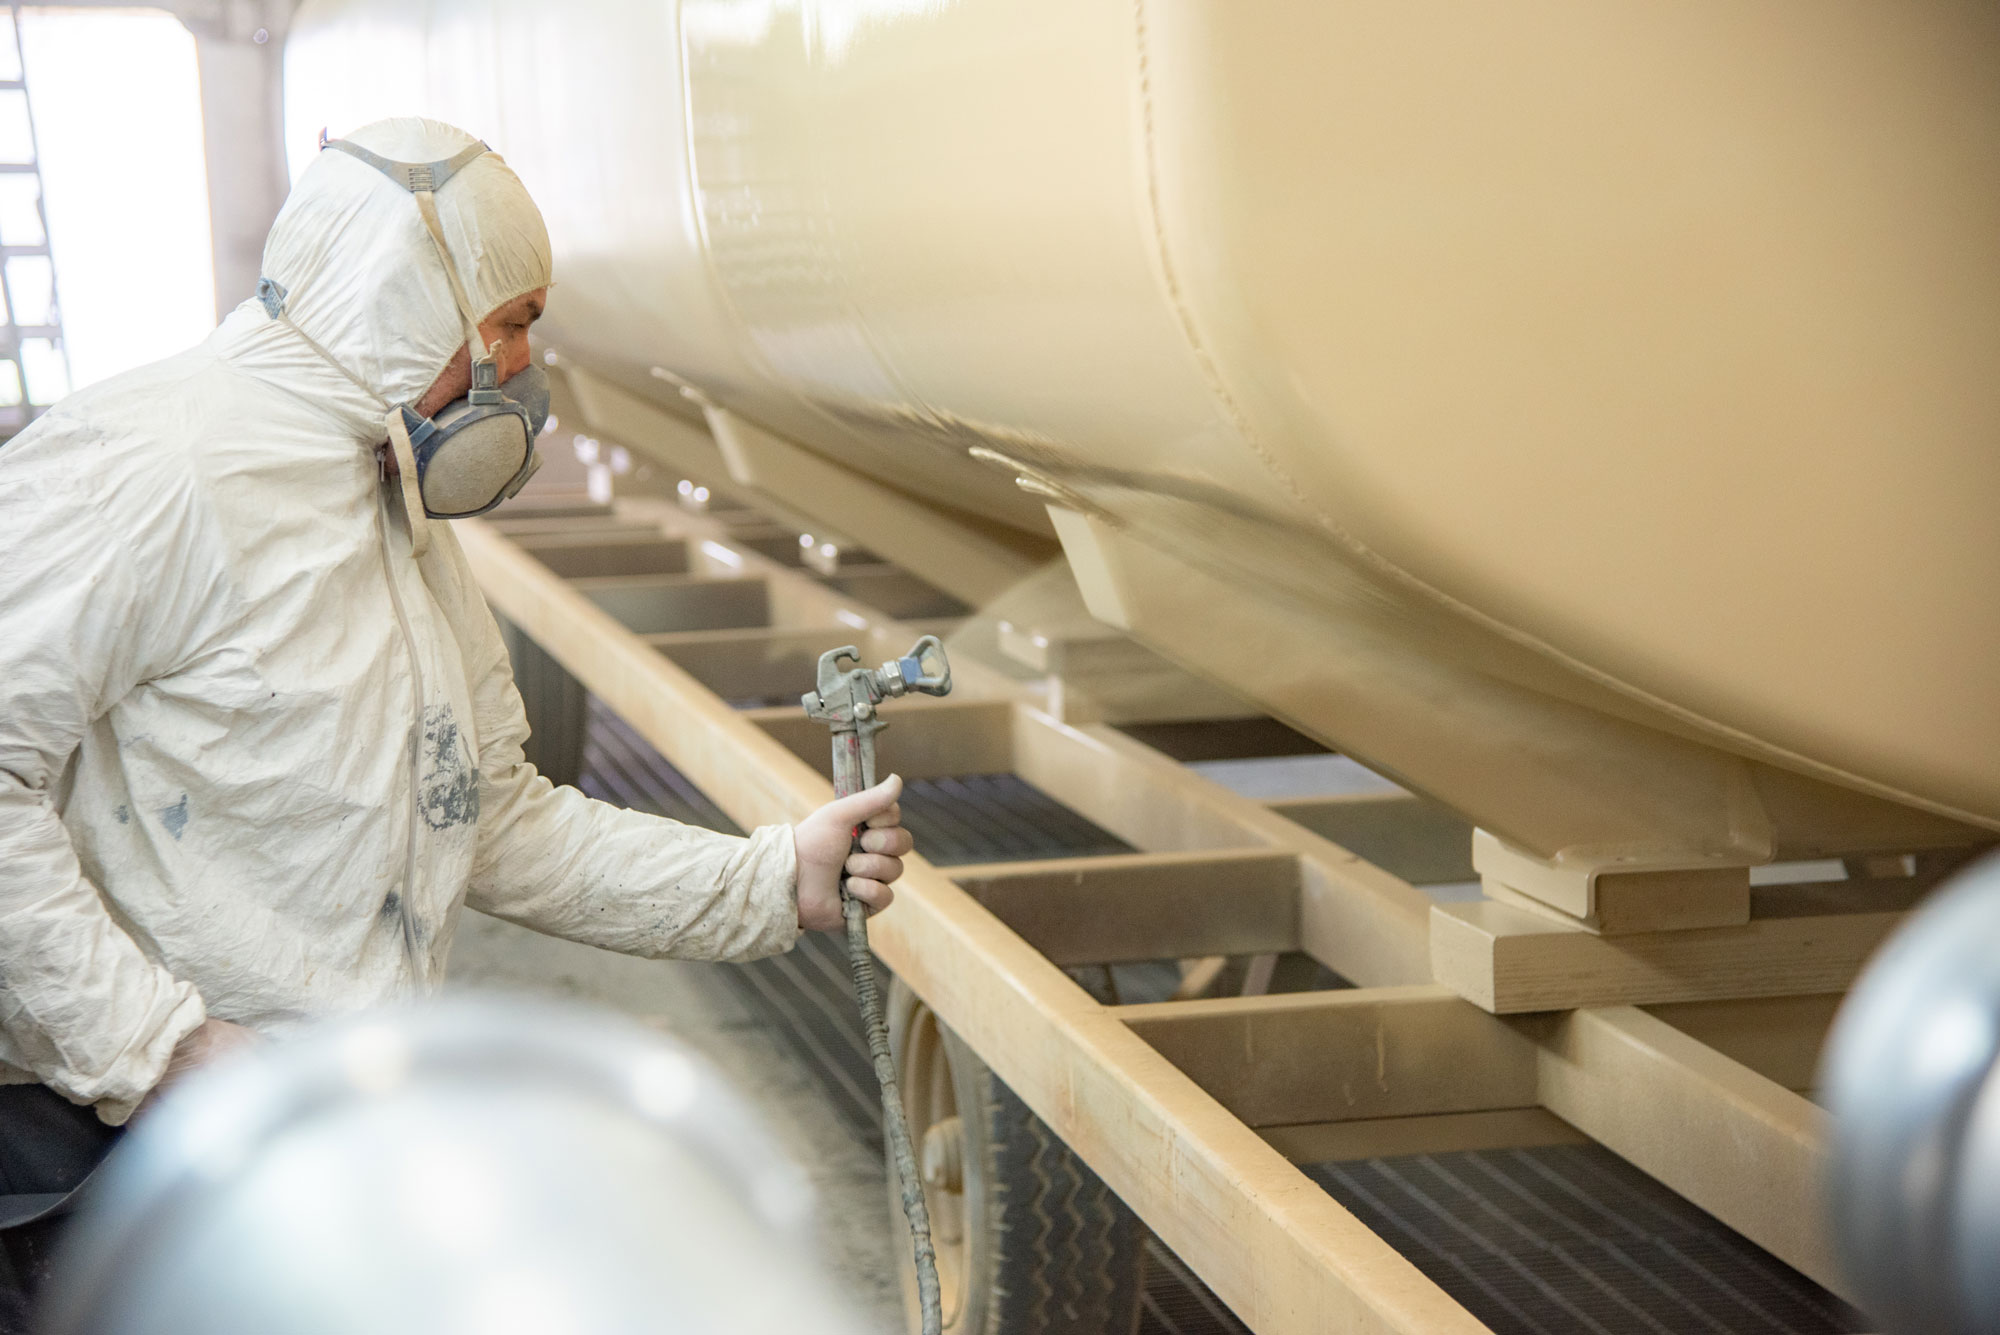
[897,772,1135,866]
[1306,1147,1866,1335]
[1140,1237,1252,1335]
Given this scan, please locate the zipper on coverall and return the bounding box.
[374,476,431,985]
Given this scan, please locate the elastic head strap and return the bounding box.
[273,308,392,413]
[411,190,490,359]
[384,408,433,559]
[321,137,488,195]
[322,136,495,366]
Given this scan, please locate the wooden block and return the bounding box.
[950,848,1299,966]
[1432,897,1901,1013]
[1118,985,1537,1127]
[1472,827,1751,932]
[1483,871,1753,935]
[1590,867,1751,933]
[1261,1108,1588,1164]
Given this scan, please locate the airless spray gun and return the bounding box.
[803,636,951,1335]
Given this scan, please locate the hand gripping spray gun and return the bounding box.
[803,636,952,1335]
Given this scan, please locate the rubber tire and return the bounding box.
[887,978,1144,1335]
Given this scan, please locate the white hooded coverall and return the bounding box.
[0,119,801,1124]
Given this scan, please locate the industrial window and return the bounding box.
[5,5,213,434]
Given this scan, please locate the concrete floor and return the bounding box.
[445,910,905,1333]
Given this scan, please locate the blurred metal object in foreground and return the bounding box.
[37,994,869,1335]
[1822,853,2000,1335]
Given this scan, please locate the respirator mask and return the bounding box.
[388,353,549,520]
[259,136,548,550]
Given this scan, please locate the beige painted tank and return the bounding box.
[284,1,2000,884]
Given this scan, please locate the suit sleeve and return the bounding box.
[439,532,802,962]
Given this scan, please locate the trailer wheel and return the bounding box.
[885,978,1143,1335]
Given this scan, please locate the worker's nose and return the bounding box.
[501,342,531,383]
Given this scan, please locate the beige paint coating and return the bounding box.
[288,0,2000,836]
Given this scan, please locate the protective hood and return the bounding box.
[218,116,552,441]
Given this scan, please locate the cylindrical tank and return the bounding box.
[40,995,867,1335]
[282,0,2000,840]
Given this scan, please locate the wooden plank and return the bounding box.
[573,572,772,635]
[1269,792,1475,887]
[1116,718,1327,763]
[513,533,691,579]
[644,623,977,708]
[1642,993,1843,1092]
[1521,1005,1846,1298]
[1117,982,1849,1293]
[704,406,1051,606]
[1262,1109,1587,1164]
[1010,712,1266,852]
[1431,896,1901,1013]
[1010,708,1276,855]
[488,515,661,540]
[599,498,1015,704]
[643,626,832,704]
[473,507,1867,1322]
[948,849,1299,966]
[559,361,735,481]
[458,516,1491,1335]
[1012,710,1441,988]
[817,565,970,620]
[1118,986,1537,1128]
[745,698,1016,784]
[1072,723,1437,989]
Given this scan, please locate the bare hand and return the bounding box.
[139,1017,262,1114]
[793,775,915,932]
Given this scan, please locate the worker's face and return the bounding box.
[412,287,548,419]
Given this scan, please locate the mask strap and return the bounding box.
[262,304,422,539]
[322,137,496,371]
[271,309,392,414]
[384,407,432,559]
[412,189,494,367]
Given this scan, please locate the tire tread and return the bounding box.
[975,1075,1141,1334]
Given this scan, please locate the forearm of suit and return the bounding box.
[465,755,802,962]
[443,528,802,962]
[0,779,206,1124]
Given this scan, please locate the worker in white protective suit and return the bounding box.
[0,118,910,1291]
